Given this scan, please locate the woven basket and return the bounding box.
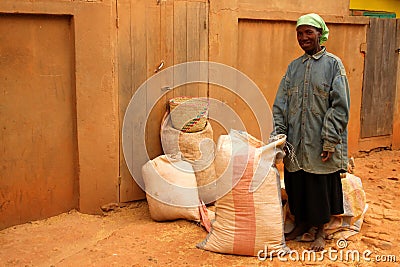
[169,97,208,133]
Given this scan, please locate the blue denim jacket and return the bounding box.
[272,47,350,174]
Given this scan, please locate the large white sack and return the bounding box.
[197,130,289,256]
[142,154,201,222]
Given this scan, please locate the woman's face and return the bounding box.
[296,25,322,54]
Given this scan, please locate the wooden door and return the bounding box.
[361,18,399,138]
[117,0,209,202]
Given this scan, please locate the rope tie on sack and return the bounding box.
[284,141,301,169]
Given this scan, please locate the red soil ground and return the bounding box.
[1,149,399,266]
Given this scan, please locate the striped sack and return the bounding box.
[197,130,289,256]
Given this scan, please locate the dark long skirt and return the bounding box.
[284,168,344,225]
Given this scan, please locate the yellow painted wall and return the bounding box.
[350,0,400,18]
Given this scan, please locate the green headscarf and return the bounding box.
[296,13,329,44]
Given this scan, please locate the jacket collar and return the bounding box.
[302,46,326,63]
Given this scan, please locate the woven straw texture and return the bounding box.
[169,97,208,133]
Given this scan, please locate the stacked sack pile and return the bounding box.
[141,96,292,257]
[162,97,217,203]
[141,97,216,224]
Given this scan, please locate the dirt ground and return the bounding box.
[1,149,399,267]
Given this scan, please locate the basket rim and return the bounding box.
[169,96,209,104]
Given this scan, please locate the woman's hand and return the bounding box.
[321,151,333,162]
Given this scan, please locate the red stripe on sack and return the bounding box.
[232,148,256,255]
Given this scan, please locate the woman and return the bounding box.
[272,13,350,251]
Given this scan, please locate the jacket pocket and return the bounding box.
[311,84,329,116]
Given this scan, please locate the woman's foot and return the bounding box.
[310,226,326,251]
[285,222,309,241]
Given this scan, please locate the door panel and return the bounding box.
[361,18,397,138]
[0,14,78,229]
[118,0,209,202]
